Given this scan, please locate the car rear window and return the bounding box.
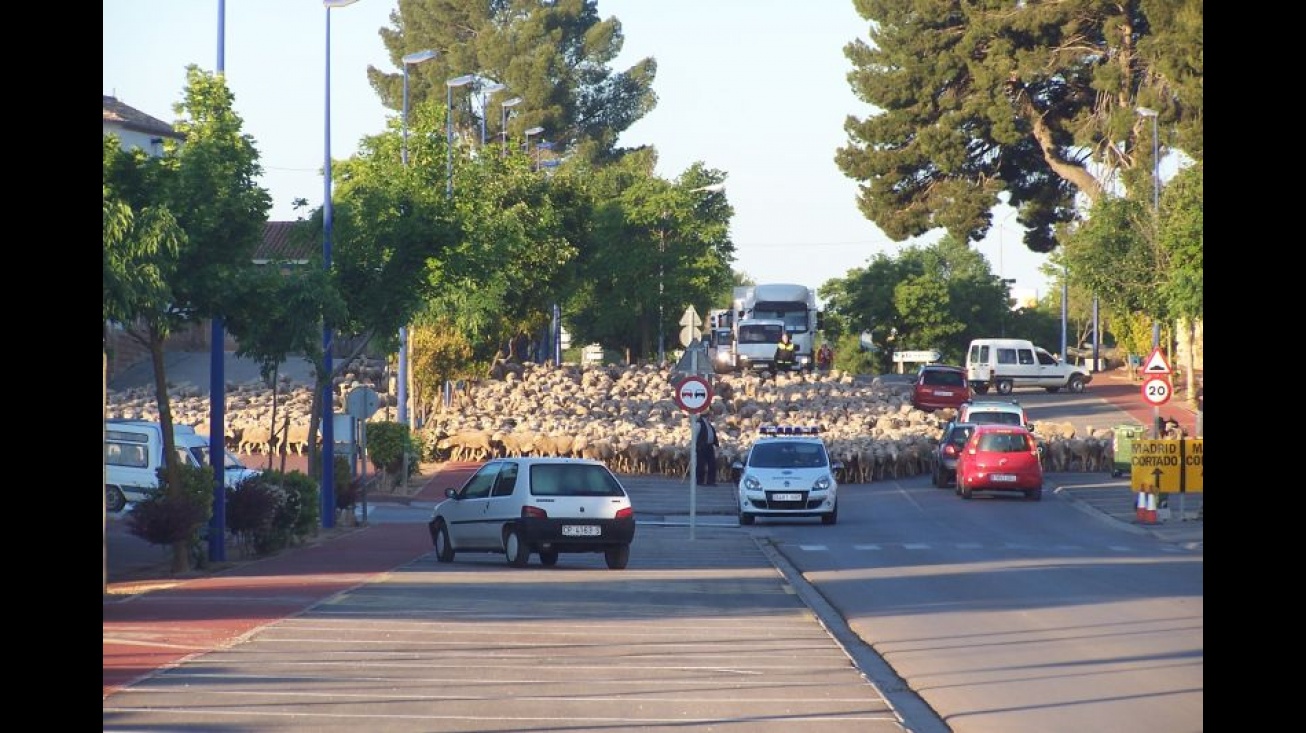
[977,432,1032,453]
[947,427,974,447]
[529,464,626,497]
[968,411,1023,426]
[922,370,965,387]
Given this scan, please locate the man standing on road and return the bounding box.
[773,332,796,373]
[696,414,719,485]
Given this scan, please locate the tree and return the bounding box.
[819,235,1011,370]
[102,66,271,572]
[367,0,657,163]
[836,0,1203,255]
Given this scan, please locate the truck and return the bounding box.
[726,283,823,373]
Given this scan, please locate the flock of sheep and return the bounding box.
[104,356,1119,482]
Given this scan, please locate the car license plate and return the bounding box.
[562,525,601,537]
[771,492,803,501]
[935,390,953,396]
[990,474,1017,482]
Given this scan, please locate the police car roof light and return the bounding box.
[759,425,821,436]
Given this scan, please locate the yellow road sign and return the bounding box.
[1130,438,1202,493]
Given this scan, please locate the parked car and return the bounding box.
[955,424,1045,501]
[733,425,842,525]
[911,364,972,412]
[932,421,976,488]
[965,337,1092,395]
[427,458,636,569]
[105,419,262,513]
[957,399,1032,430]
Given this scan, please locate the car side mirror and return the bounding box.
[445,488,458,500]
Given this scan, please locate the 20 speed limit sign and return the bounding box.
[1141,375,1172,406]
[673,375,713,414]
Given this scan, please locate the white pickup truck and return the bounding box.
[965,338,1092,395]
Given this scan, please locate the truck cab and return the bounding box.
[733,319,788,373]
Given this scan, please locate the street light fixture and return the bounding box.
[523,126,544,170]
[397,48,437,466]
[446,74,476,197]
[499,97,522,157]
[477,80,506,146]
[320,0,359,529]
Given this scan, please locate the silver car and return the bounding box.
[427,458,636,569]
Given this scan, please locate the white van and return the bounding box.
[105,419,262,513]
[965,338,1092,395]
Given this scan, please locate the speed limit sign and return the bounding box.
[1141,375,1172,406]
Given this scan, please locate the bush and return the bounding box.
[226,470,323,556]
[334,455,357,511]
[366,421,417,480]
[127,463,214,548]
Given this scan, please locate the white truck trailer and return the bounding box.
[728,284,823,373]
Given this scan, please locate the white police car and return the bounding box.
[733,425,842,525]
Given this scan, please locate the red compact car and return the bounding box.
[911,364,972,412]
[955,424,1044,501]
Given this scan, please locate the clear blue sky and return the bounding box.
[103,0,1053,299]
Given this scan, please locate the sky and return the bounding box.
[103,0,1054,300]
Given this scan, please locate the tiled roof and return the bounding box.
[256,221,315,263]
[103,95,184,139]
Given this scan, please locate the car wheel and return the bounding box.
[995,379,1014,395]
[960,477,973,500]
[605,544,630,570]
[433,520,456,563]
[1027,486,1043,501]
[973,384,989,395]
[739,512,755,526]
[106,486,126,514]
[1067,375,1085,393]
[821,505,838,525]
[931,467,942,488]
[504,528,530,567]
[539,549,559,567]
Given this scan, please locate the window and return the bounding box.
[1017,349,1036,365]
[106,442,148,468]
[749,442,828,468]
[459,464,500,499]
[996,348,1017,365]
[979,432,1029,452]
[491,463,519,497]
[1036,349,1058,366]
[922,370,965,387]
[531,464,624,497]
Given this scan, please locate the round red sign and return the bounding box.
[673,375,713,413]
[1141,375,1172,406]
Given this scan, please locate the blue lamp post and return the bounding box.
[320,0,359,529]
[208,0,229,562]
[1137,105,1162,436]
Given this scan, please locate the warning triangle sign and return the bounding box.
[1142,347,1171,375]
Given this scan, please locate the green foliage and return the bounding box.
[367,421,416,478]
[126,463,213,547]
[367,0,657,163]
[836,1,1202,260]
[335,456,358,512]
[224,470,320,556]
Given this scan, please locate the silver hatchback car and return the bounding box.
[428,458,636,569]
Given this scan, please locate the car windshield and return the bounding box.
[530,464,625,497]
[977,432,1032,453]
[748,442,829,469]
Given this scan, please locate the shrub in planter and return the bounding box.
[127,463,214,563]
[276,470,320,541]
[225,475,288,556]
[366,421,418,485]
[334,455,357,512]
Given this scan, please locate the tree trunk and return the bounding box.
[147,327,190,575]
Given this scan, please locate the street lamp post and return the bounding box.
[446,74,476,198]
[499,97,522,157]
[524,126,543,170]
[1137,106,1162,436]
[320,0,359,529]
[477,81,505,146]
[397,48,437,490]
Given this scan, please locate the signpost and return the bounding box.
[679,305,703,348]
[672,369,713,541]
[1141,376,1172,406]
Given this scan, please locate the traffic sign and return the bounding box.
[679,306,702,329]
[673,374,713,414]
[1141,347,1172,375]
[1141,375,1172,406]
[1129,438,1203,493]
[892,350,941,363]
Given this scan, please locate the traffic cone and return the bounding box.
[1144,492,1158,524]
[1135,491,1147,521]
